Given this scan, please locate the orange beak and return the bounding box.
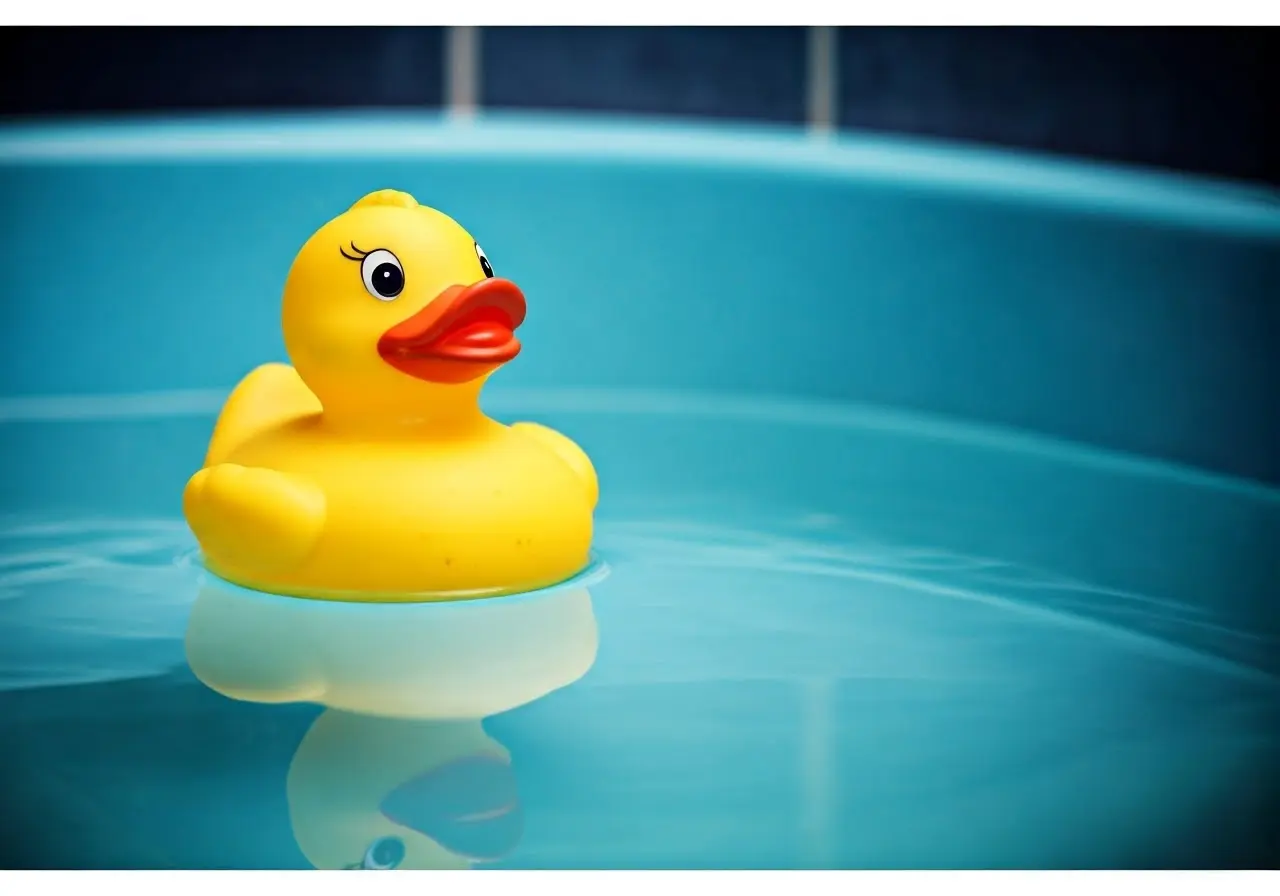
[377,278,527,384]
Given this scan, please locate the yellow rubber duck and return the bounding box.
[183,189,598,602]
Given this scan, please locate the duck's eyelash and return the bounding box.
[339,242,369,262]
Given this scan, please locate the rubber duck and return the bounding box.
[184,571,601,869]
[183,189,598,602]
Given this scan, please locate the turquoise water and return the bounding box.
[1,392,1277,869]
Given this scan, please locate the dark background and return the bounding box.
[1,26,1278,186]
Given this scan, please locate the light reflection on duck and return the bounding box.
[183,573,600,869]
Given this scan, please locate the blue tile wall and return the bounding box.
[837,27,1278,187]
[481,27,808,124]
[0,27,446,114]
[0,26,1276,185]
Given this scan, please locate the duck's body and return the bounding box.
[183,190,597,601]
[188,363,595,600]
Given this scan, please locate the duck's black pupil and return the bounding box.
[373,262,403,297]
[479,255,494,278]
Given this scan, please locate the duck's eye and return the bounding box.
[361,835,405,870]
[475,242,494,279]
[360,249,405,300]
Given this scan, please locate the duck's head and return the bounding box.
[282,189,525,418]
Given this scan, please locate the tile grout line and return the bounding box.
[445,26,481,120]
[806,26,838,136]
[445,26,836,134]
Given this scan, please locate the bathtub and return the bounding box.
[0,113,1276,869]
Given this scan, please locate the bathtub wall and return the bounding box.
[1,125,1277,486]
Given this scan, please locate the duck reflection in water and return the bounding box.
[183,574,601,869]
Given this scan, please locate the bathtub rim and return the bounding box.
[1,109,1277,241]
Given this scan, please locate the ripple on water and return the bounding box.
[1,505,1274,694]
[0,517,201,690]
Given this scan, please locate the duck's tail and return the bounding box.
[204,363,321,467]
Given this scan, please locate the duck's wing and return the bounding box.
[205,363,322,466]
[510,422,599,511]
[183,462,327,576]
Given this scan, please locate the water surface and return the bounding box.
[1,391,1277,869]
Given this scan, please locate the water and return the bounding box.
[1,390,1278,869]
